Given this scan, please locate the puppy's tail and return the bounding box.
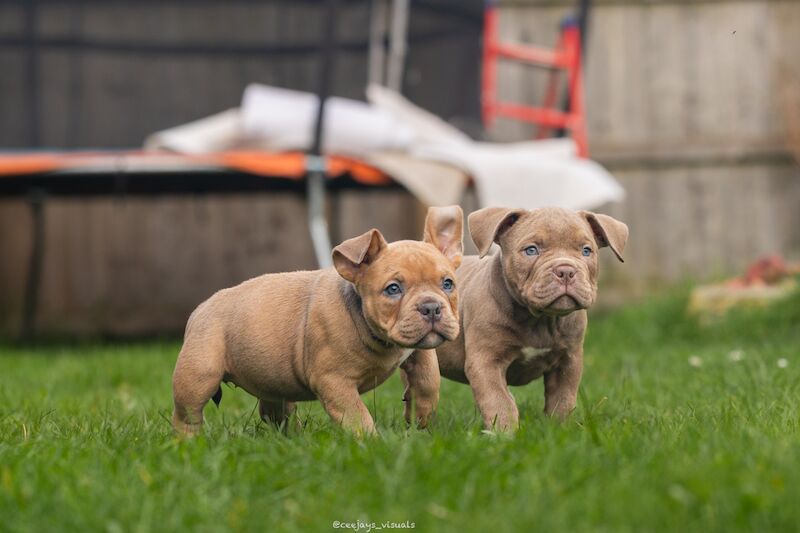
[212,386,222,407]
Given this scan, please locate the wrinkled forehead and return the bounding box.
[508,208,593,247]
[369,241,453,282]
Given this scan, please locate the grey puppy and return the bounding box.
[436,206,628,431]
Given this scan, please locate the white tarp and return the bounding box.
[241,84,414,156]
[366,84,625,209]
[144,83,625,210]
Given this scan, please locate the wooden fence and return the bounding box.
[491,0,800,292]
[1,0,799,336]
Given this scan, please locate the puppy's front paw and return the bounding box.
[482,408,519,433]
[172,420,202,438]
[403,391,437,429]
[343,418,376,438]
[544,401,577,422]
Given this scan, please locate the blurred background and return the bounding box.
[1,0,799,338]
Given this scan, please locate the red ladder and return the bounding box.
[481,3,588,157]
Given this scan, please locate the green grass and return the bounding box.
[2,288,800,533]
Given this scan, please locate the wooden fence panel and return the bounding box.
[2,0,800,335]
[0,191,423,336]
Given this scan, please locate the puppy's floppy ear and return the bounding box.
[332,229,388,283]
[580,211,629,262]
[423,205,464,268]
[468,207,525,258]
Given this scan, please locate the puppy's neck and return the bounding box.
[490,254,525,314]
[339,280,397,354]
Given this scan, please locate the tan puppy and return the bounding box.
[436,207,628,431]
[172,206,464,436]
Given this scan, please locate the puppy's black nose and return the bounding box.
[418,301,442,322]
[554,264,577,284]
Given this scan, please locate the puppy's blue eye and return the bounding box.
[442,278,454,292]
[582,246,592,257]
[524,246,539,256]
[384,283,402,297]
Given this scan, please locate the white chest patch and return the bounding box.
[398,349,414,365]
[520,346,550,363]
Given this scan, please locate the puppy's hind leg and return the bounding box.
[172,338,226,437]
[259,399,298,432]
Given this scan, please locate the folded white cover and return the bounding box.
[415,139,626,210]
[368,84,625,210]
[143,108,245,154]
[143,83,626,212]
[241,84,414,157]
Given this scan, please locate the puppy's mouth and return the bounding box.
[393,323,455,349]
[546,293,583,313]
[528,285,589,316]
[411,320,458,348]
[413,330,447,349]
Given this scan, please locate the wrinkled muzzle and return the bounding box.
[524,260,596,314]
[389,296,459,349]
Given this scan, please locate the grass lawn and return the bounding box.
[2,287,799,532]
